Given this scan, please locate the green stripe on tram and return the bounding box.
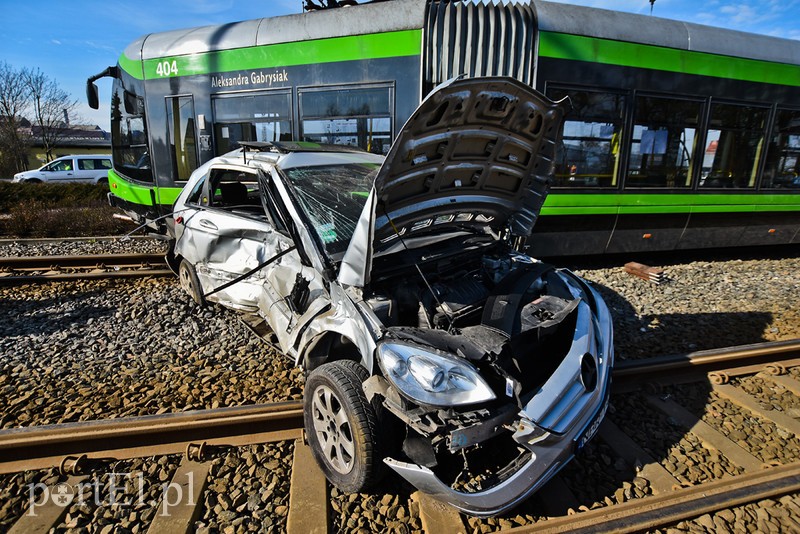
[156,187,183,206]
[538,31,800,87]
[540,193,800,216]
[109,170,183,207]
[119,29,422,80]
[118,53,144,80]
[108,170,155,206]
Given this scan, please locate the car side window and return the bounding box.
[78,159,94,170]
[186,174,207,206]
[51,160,73,172]
[209,170,254,208]
[206,169,272,222]
[100,159,112,169]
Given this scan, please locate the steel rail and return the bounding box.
[0,253,172,283]
[510,338,800,533]
[511,462,800,533]
[0,270,176,283]
[612,339,800,389]
[0,236,159,245]
[0,253,167,269]
[0,402,303,474]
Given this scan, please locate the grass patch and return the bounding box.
[0,182,131,237]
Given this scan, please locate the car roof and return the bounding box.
[55,154,111,159]
[210,145,384,172]
[239,140,368,155]
[278,151,384,170]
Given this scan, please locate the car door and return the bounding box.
[75,158,100,182]
[250,167,335,355]
[176,165,287,312]
[43,158,76,183]
[98,158,112,181]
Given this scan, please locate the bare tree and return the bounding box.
[0,61,32,174]
[23,68,81,162]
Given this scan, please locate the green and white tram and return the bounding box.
[87,0,800,255]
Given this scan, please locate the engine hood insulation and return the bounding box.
[338,77,567,288]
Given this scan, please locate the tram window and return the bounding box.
[761,109,800,189]
[547,88,625,188]
[166,96,198,182]
[299,86,392,155]
[111,82,152,183]
[700,103,768,189]
[627,96,701,189]
[213,92,292,155]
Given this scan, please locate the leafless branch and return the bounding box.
[23,68,81,162]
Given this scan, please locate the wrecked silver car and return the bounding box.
[171,77,613,515]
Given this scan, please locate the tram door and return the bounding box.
[166,95,199,185]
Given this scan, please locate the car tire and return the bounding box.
[25,179,42,184]
[178,259,206,306]
[304,360,382,493]
[97,178,108,186]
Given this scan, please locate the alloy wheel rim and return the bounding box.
[311,384,355,474]
[179,265,193,295]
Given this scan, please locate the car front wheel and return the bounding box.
[304,360,381,492]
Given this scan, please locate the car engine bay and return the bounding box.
[364,244,585,491]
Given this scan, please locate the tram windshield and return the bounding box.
[110,79,153,183]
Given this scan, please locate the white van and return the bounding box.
[12,155,112,184]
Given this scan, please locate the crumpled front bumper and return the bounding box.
[384,277,614,516]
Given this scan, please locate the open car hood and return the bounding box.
[339,77,567,288]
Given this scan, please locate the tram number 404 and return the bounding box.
[155,60,179,77]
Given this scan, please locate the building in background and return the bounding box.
[26,124,111,166]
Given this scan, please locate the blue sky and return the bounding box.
[1,0,798,131]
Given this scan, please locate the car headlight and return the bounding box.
[376,342,496,407]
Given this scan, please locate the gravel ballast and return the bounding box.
[571,254,800,360]
[0,236,168,257]
[664,381,800,466]
[0,277,303,429]
[195,442,294,533]
[0,456,181,532]
[653,494,800,533]
[330,487,422,533]
[1,241,798,531]
[0,468,66,531]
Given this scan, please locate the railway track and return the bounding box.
[2,339,800,533]
[0,253,172,283]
